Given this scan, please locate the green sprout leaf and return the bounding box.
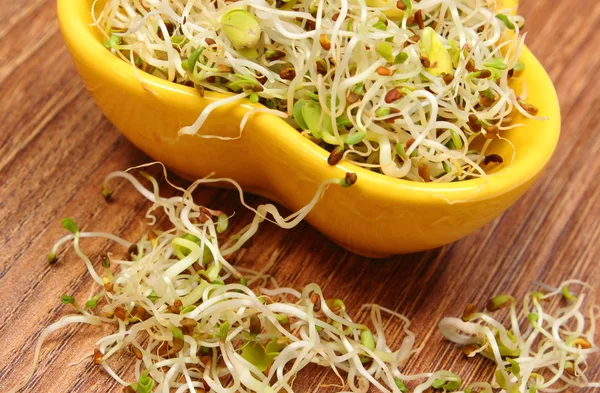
[135,372,155,393]
[61,218,79,234]
[376,42,394,62]
[61,295,75,305]
[171,326,184,340]
[395,51,409,64]
[513,61,525,72]
[395,378,409,393]
[240,341,272,372]
[217,213,229,233]
[495,14,515,30]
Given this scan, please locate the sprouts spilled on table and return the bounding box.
[95,0,541,182]
[10,168,598,393]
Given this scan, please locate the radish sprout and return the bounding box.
[95,0,541,183]
[9,169,597,393]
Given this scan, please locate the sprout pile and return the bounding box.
[440,281,600,393]
[9,168,598,393]
[95,0,540,182]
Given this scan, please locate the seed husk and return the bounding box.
[462,303,478,321]
[442,73,454,85]
[483,154,503,165]
[265,49,286,61]
[465,59,476,72]
[418,164,430,182]
[484,125,499,139]
[518,98,539,115]
[316,59,327,75]
[320,34,331,50]
[414,10,424,29]
[376,66,393,76]
[468,114,482,132]
[280,68,296,80]
[328,145,347,165]
[93,348,104,365]
[385,88,404,103]
[249,315,262,335]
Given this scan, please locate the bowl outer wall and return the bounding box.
[57,0,560,256]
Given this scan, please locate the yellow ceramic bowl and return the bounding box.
[57,0,559,257]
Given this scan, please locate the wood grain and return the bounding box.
[1,1,599,392]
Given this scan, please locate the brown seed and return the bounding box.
[462,303,478,321]
[304,19,316,31]
[319,34,331,50]
[384,88,404,103]
[518,98,539,115]
[131,345,143,360]
[507,68,514,79]
[316,59,327,75]
[265,49,286,61]
[396,0,406,10]
[570,338,592,349]
[414,10,424,29]
[484,154,503,165]
[328,145,346,166]
[131,305,148,320]
[462,344,479,356]
[201,355,212,366]
[249,315,262,335]
[93,348,104,365]
[169,299,183,314]
[199,272,212,283]
[345,172,358,186]
[205,38,216,46]
[484,125,499,139]
[465,59,476,72]
[479,94,494,107]
[280,68,296,80]
[418,165,430,182]
[114,307,127,321]
[172,337,184,353]
[442,73,454,85]
[477,25,485,33]
[255,72,267,84]
[347,92,361,104]
[206,76,216,83]
[406,16,415,26]
[468,114,482,132]
[376,66,393,76]
[311,293,321,312]
[405,138,416,149]
[104,281,114,293]
[420,56,431,68]
[332,13,340,21]
[128,244,138,256]
[123,386,136,393]
[477,69,492,78]
[181,318,198,327]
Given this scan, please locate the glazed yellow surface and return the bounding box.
[57,0,559,256]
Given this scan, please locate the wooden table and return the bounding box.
[1,1,599,392]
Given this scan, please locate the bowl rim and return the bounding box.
[58,0,561,201]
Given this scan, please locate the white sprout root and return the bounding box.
[95,0,541,183]
[10,169,598,393]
